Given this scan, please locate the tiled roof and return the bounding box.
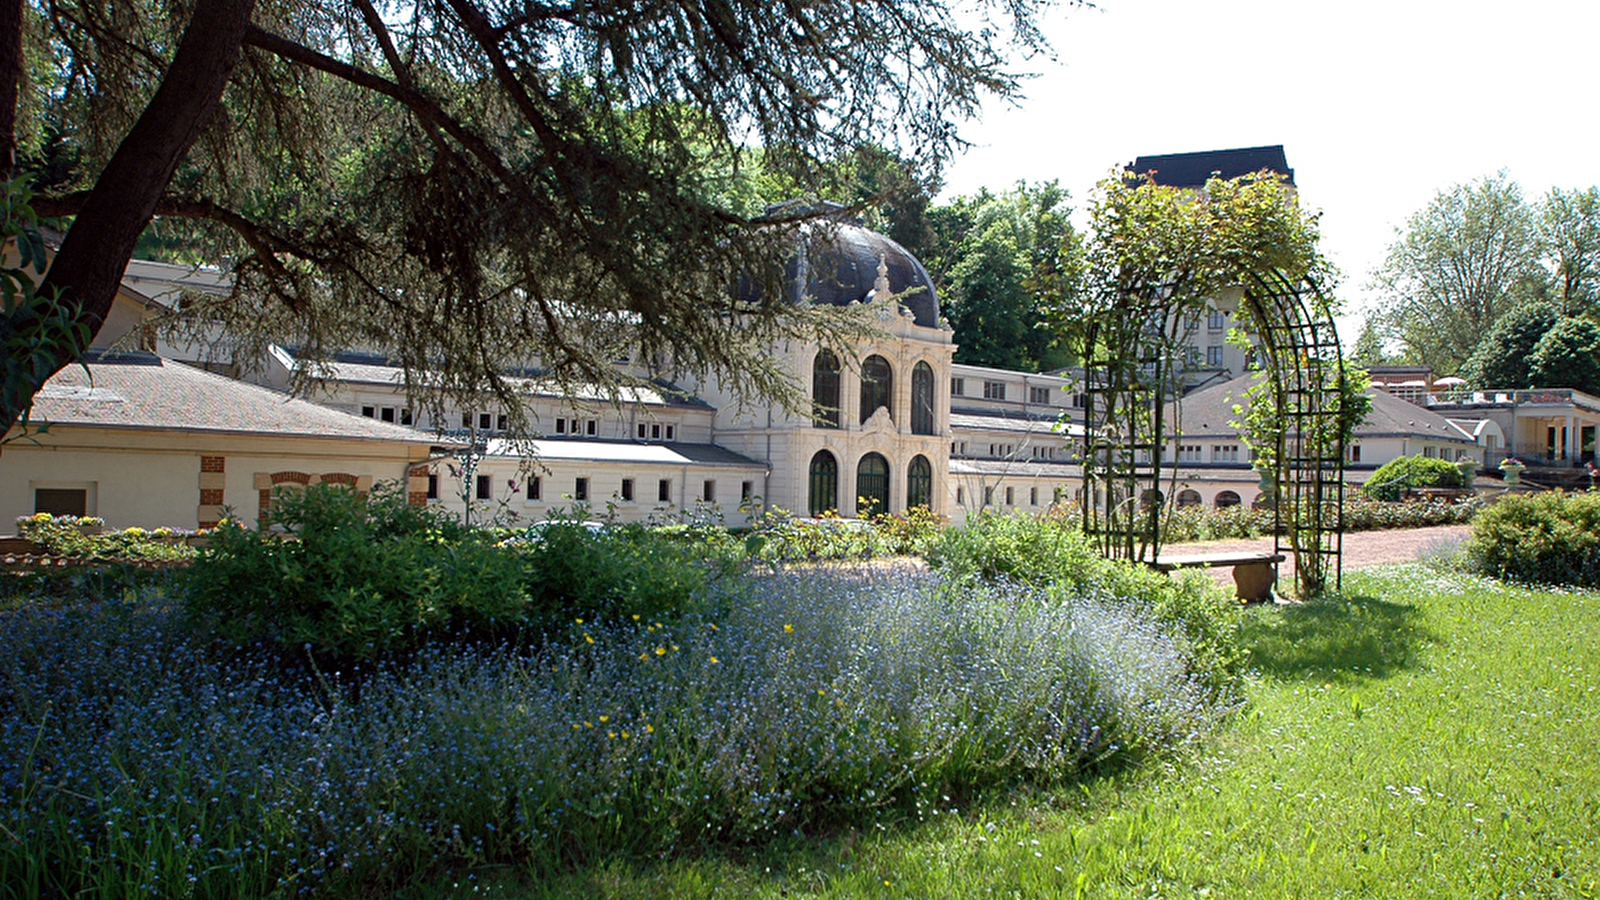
[288,348,712,409]
[950,457,1082,479]
[482,438,765,468]
[1128,145,1294,188]
[30,351,442,445]
[950,406,1088,437]
[1169,373,1477,445]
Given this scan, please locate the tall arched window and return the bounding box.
[856,452,889,516]
[907,454,933,509]
[808,450,838,516]
[859,355,892,425]
[911,361,936,435]
[812,349,841,429]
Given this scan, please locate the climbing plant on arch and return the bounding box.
[1061,171,1359,598]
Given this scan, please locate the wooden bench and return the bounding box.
[1150,551,1285,602]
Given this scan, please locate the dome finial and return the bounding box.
[873,253,891,299]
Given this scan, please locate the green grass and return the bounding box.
[424,565,1600,899]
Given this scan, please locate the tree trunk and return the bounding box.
[0,0,22,175]
[1,0,257,432]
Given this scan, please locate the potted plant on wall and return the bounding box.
[1498,456,1525,486]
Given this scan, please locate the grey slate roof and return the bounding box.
[483,438,765,468]
[950,406,1088,437]
[284,347,713,409]
[31,351,441,445]
[1128,145,1294,188]
[1168,373,1477,445]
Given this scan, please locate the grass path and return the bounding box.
[462,565,1600,899]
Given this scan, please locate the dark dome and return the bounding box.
[797,223,941,328]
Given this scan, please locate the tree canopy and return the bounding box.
[928,180,1079,372]
[1370,173,1600,374]
[0,0,1056,432]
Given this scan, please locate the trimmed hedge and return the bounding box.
[1363,455,1469,501]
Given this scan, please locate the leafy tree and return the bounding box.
[1529,316,1600,395]
[1459,302,1562,388]
[935,181,1080,372]
[1371,172,1543,375]
[0,0,1051,433]
[1540,186,1600,318]
[1348,318,1394,368]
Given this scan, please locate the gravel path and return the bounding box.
[1161,523,1472,592]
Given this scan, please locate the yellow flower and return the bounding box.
[574,617,583,624]
[571,723,581,730]
[621,731,631,739]
[584,721,593,728]
[655,647,666,656]
[784,623,794,634]
[607,731,616,739]
[638,652,648,661]
[599,715,609,723]
[584,633,594,644]
[710,656,720,664]
[671,644,679,652]
[631,614,640,621]
[645,724,654,734]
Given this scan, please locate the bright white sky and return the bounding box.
[939,0,1600,335]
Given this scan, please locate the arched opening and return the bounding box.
[856,452,889,516]
[812,349,841,429]
[1176,489,1203,508]
[907,454,933,509]
[808,450,838,516]
[1252,491,1276,509]
[1139,488,1163,511]
[860,355,892,424]
[911,361,936,435]
[1215,490,1241,509]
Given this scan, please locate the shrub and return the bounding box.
[182,483,526,660]
[0,569,1220,897]
[1363,455,1468,501]
[925,512,1246,697]
[1464,490,1600,586]
[515,515,745,627]
[13,513,196,562]
[747,505,946,561]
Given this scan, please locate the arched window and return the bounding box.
[808,451,838,516]
[860,355,892,424]
[1176,489,1203,508]
[856,453,889,516]
[911,361,936,435]
[1215,490,1242,509]
[907,454,933,509]
[812,349,841,429]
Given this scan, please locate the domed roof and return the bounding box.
[797,222,941,328]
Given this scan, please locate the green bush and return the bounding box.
[925,512,1246,697]
[1464,490,1600,586]
[182,484,527,660]
[748,506,946,561]
[514,514,746,627]
[13,513,197,562]
[1363,455,1469,501]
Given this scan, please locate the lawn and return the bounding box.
[478,564,1600,899]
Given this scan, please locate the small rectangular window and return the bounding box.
[951,377,965,396]
[1206,346,1224,367]
[478,412,492,431]
[427,474,438,500]
[983,381,1006,400]
[665,425,676,441]
[984,486,994,505]
[461,412,472,428]
[703,480,715,503]
[741,480,753,502]
[1030,487,1038,506]
[401,408,413,426]
[361,405,376,418]
[651,423,661,440]
[526,476,541,500]
[586,419,597,436]
[380,407,396,423]
[555,418,567,434]
[1030,386,1051,405]
[575,477,589,501]
[35,487,88,517]
[497,414,509,432]
[476,474,491,500]
[1349,444,1363,463]
[1005,486,1014,505]
[658,479,671,502]
[956,486,965,505]
[570,419,581,436]
[621,478,635,501]
[1208,311,1226,330]
[638,423,647,439]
